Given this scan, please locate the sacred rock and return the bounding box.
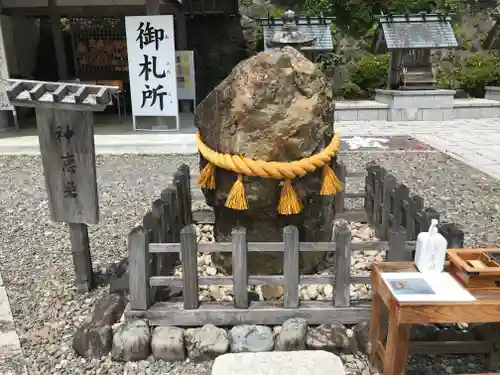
[196,46,336,277]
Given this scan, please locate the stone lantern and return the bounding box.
[266,10,317,51]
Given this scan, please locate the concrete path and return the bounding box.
[339,119,500,181]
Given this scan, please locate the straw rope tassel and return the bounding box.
[278,180,303,215]
[320,164,344,195]
[225,174,248,210]
[198,162,216,189]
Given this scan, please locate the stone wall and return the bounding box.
[186,14,248,102]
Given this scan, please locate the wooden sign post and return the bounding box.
[6,79,120,293]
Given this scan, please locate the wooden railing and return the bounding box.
[128,221,416,326]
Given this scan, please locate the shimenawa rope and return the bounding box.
[196,132,343,215]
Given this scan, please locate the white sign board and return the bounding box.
[0,18,12,110]
[176,51,196,102]
[125,15,178,118]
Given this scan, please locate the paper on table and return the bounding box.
[381,272,476,302]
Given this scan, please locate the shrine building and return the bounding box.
[0,0,243,131]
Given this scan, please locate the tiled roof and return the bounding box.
[376,14,458,50]
[259,18,334,52]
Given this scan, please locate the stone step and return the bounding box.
[211,351,345,375]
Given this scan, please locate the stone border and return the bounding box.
[73,292,492,364]
[110,318,369,362]
[0,272,28,375]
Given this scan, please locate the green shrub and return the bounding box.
[338,81,363,99]
[349,54,389,97]
[437,53,500,97]
[457,53,500,96]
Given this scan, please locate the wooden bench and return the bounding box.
[369,261,500,375]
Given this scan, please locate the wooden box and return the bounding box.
[447,249,500,289]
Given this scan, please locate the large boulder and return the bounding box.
[196,46,336,277]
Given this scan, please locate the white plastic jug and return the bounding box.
[414,219,448,273]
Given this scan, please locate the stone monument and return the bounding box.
[195,26,340,296]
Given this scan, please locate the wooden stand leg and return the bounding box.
[69,223,93,293]
[384,311,410,375]
[369,292,383,364]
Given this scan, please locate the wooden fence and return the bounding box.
[364,162,465,252]
[125,162,495,356]
[128,220,416,326]
[128,161,468,326]
[137,164,193,279]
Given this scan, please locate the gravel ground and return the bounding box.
[0,150,498,375]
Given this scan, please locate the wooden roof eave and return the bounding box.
[6,79,120,112]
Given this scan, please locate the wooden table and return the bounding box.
[369,261,500,375]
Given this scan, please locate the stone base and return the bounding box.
[211,351,345,375]
[375,89,456,121]
[485,86,500,101]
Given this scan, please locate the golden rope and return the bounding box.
[195,131,343,215]
[195,132,341,179]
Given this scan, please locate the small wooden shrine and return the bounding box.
[372,12,459,90]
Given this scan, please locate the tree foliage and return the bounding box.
[297,0,462,36]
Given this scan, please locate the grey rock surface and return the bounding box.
[211,350,346,375]
[275,318,308,351]
[353,321,370,355]
[185,324,229,361]
[91,294,127,326]
[229,325,274,352]
[306,324,336,351]
[111,319,151,362]
[72,323,113,359]
[151,326,185,361]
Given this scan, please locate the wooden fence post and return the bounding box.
[68,223,93,293]
[438,223,465,249]
[142,211,159,300]
[372,167,384,232]
[380,173,397,240]
[181,225,199,309]
[174,165,192,227]
[152,199,168,277]
[160,187,181,269]
[232,227,248,309]
[283,226,300,309]
[364,162,378,223]
[334,222,351,307]
[334,161,347,214]
[387,229,410,261]
[173,170,186,227]
[421,208,440,233]
[179,164,193,224]
[161,186,180,243]
[392,184,408,232]
[128,226,152,311]
[407,195,424,240]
